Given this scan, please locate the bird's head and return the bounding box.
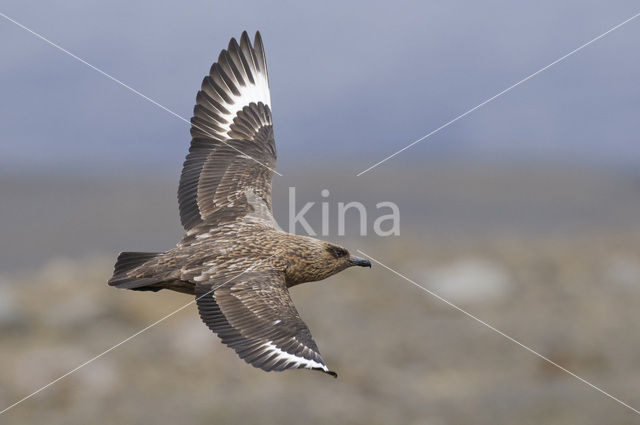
[284,237,371,286]
[323,244,371,272]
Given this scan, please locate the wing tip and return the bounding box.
[324,369,338,378]
[238,30,262,48]
[240,30,251,47]
[311,363,337,378]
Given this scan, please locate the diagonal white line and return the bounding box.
[0,252,278,416]
[0,11,282,177]
[356,11,640,176]
[357,249,640,416]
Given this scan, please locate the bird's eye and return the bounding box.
[327,246,348,259]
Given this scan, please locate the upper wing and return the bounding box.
[195,270,336,377]
[178,31,276,231]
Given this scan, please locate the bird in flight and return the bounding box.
[108,31,371,377]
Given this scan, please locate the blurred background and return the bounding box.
[1,1,640,424]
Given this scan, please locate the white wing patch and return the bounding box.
[259,341,328,372]
[218,74,270,136]
[191,32,272,145]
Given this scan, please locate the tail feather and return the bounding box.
[109,251,161,289]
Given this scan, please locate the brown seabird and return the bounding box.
[108,31,371,377]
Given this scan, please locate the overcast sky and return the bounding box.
[1,1,639,174]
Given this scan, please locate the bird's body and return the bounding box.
[110,223,354,294]
[108,31,370,377]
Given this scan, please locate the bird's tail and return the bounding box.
[108,251,161,290]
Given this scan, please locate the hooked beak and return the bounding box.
[348,256,371,268]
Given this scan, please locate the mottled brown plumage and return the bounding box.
[108,31,370,376]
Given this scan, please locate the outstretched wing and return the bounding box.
[179,31,276,231]
[195,270,336,377]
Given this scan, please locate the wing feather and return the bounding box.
[178,31,275,231]
[195,270,336,376]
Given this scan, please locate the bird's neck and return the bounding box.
[281,234,331,287]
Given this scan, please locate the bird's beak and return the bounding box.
[348,256,371,268]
